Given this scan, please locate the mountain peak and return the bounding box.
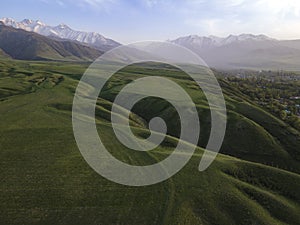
[20,19,46,26]
[36,20,45,26]
[21,19,33,24]
[55,23,70,29]
[0,17,17,25]
[0,17,15,22]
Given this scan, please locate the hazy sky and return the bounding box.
[1,0,300,43]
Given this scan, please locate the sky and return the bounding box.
[1,0,300,43]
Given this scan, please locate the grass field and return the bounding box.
[0,59,300,225]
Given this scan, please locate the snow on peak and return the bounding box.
[55,23,70,29]
[36,20,46,26]
[172,33,274,48]
[0,17,18,27]
[21,19,34,24]
[223,34,274,44]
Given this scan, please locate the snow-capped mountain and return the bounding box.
[0,22,102,61]
[0,18,120,51]
[170,34,300,70]
[171,34,275,49]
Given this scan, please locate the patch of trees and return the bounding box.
[224,75,300,131]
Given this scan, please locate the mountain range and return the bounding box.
[0,22,102,61]
[170,34,300,70]
[0,18,120,52]
[1,17,300,70]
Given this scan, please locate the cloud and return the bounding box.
[143,0,158,8]
[180,0,300,38]
[141,0,174,8]
[41,0,117,11]
[37,0,300,39]
[79,0,116,7]
[135,0,300,38]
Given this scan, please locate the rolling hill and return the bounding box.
[0,59,299,224]
[0,22,102,61]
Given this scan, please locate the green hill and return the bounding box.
[0,59,299,225]
[97,63,300,173]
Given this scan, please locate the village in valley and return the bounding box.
[218,69,300,130]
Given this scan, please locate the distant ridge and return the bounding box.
[171,34,300,70]
[172,34,275,48]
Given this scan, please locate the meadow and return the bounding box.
[0,59,299,225]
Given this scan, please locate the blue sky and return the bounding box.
[1,0,300,43]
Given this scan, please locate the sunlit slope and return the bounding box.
[0,60,299,225]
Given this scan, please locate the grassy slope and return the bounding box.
[0,59,299,225]
[99,64,300,173]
